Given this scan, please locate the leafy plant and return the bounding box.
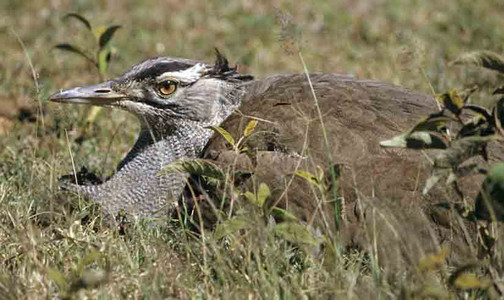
[54,13,121,124]
[55,13,120,79]
[380,86,504,295]
[381,88,504,198]
[207,118,258,153]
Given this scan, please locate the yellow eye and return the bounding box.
[157,80,177,97]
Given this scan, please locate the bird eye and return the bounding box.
[157,80,177,97]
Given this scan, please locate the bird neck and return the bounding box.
[116,120,212,172]
[71,84,249,217]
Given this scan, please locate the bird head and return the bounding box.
[50,51,253,131]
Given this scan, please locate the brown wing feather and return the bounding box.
[207,73,438,198]
[203,74,486,266]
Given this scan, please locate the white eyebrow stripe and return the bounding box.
[156,63,207,83]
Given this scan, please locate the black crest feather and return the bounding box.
[207,48,254,82]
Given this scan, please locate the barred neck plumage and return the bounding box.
[64,101,241,217]
[117,119,216,172]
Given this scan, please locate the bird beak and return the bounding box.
[50,81,126,105]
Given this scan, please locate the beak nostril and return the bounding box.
[94,89,111,93]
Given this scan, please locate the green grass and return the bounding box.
[1,0,504,298]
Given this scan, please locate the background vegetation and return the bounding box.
[1,0,504,298]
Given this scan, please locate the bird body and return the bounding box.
[206,73,442,248]
[52,61,437,217]
[208,73,438,203]
[51,53,490,266]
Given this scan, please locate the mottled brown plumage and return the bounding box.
[206,73,437,205]
[203,73,492,266]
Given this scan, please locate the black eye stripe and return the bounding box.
[129,62,196,81]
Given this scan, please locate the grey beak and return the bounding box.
[50,81,126,105]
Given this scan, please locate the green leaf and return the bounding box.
[448,264,491,290]
[243,183,270,207]
[458,117,488,138]
[453,273,488,290]
[418,248,450,272]
[274,222,318,246]
[381,114,451,149]
[98,25,121,50]
[214,216,250,239]
[243,119,258,137]
[47,267,68,290]
[410,115,451,133]
[158,159,225,179]
[406,131,449,149]
[239,146,250,153]
[271,207,298,221]
[243,191,256,204]
[54,43,95,64]
[452,50,504,73]
[207,126,235,146]
[463,104,492,121]
[381,131,449,149]
[256,183,270,207]
[436,90,464,115]
[294,170,320,186]
[380,133,408,148]
[63,12,92,31]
